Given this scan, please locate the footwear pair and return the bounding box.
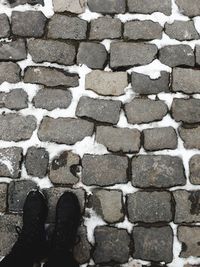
[0,190,81,267]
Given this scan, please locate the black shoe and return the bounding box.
[1,190,48,266]
[45,192,81,267]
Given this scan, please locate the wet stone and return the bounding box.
[43,187,85,223]
[0,184,7,212]
[77,42,107,70]
[110,42,157,69]
[85,70,128,96]
[25,146,49,178]
[0,147,22,178]
[93,226,130,264]
[124,20,163,41]
[127,0,172,15]
[0,14,10,38]
[165,20,199,41]
[82,154,128,186]
[49,151,80,185]
[87,0,126,14]
[172,98,200,123]
[143,127,178,151]
[11,11,47,37]
[96,126,141,153]
[127,191,172,223]
[179,125,200,149]
[76,96,121,124]
[159,44,195,67]
[33,89,72,111]
[89,189,124,223]
[52,0,85,13]
[131,71,170,94]
[125,98,168,124]
[175,0,200,17]
[38,117,94,145]
[0,114,36,142]
[9,0,44,6]
[133,226,173,263]
[24,67,79,88]
[0,89,28,110]
[189,155,200,185]
[8,180,38,212]
[0,62,20,84]
[131,155,186,188]
[0,39,27,61]
[28,39,76,66]
[89,17,122,40]
[47,14,87,40]
[172,68,200,94]
[173,190,200,223]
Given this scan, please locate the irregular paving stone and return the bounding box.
[0,147,22,178]
[0,184,7,212]
[76,96,121,124]
[124,20,163,40]
[173,190,200,223]
[172,68,200,94]
[28,39,76,66]
[11,11,47,37]
[0,62,20,84]
[85,71,128,96]
[89,189,124,223]
[133,226,173,263]
[43,187,85,222]
[143,127,178,151]
[82,154,128,186]
[52,0,85,13]
[165,21,199,41]
[33,89,72,111]
[178,226,200,258]
[25,146,49,178]
[195,45,200,66]
[88,0,126,14]
[49,151,80,185]
[96,126,141,153]
[127,0,172,15]
[89,17,122,40]
[0,89,28,110]
[190,155,200,185]
[131,71,170,94]
[125,98,168,124]
[8,180,38,212]
[24,67,79,88]
[132,155,186,188]
[93,226,130,264]
[0,114,36,142]
[77,42,107,70]
[172,98,200,123]
[175,0,200,17]
[110,42,157,69]
[47,14,87,40]
[0,39,26,61]
[9,0,44,6]
[127,191,172,223]
[159,45,195,67]
[74,225,92,264]
[38,116,94,145]
[0,14,10,38]
[0,214,22,256]
[179,125,200,149]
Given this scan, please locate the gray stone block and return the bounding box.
[11,11,47,37]
[93,226,130,264]
[189,155,200,185]
[24,67,79,88]
[52,0,85,13]
[38,117,94,145]
[175,0,200,17]
[9,0,44,6]
[88,0,126,14]
[125,98,168,124]
[76,96,121,124]
[0,62,20,84]
[179,125,200,149]
[0,39,27,61]
[28,39,76,66]
[82,154,128,186]
[0,14,10,38]
[47,14,87,40]
[0,89,28,110]
[195,45,200,66]
[131,155,186,188]
[0,184,7,213]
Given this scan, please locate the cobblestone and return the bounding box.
[0,14,10,38]
[0,184,7,213]
[179,125,200,149]
[175,0,200,17]
[0,89,28,110]
[0,62,21,84]
[88,0,126,14]
[52,0,85,13]
[0,39,27,61]
[189,155,200,185]
[9,0,44,6]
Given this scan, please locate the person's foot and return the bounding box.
[1,190,48,266]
